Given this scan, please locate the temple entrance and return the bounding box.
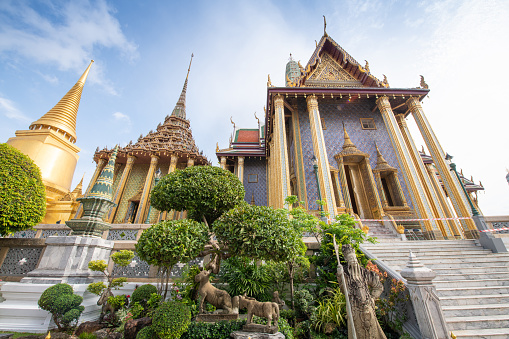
[344,163,372,219]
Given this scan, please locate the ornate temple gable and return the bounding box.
[289,34,386,88]
[305,52,363,88]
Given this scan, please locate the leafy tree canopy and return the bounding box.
[150,166,245,226]
[0,143,46,235]
[213,203,305,263]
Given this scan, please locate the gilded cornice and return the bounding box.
[30,60,93,143]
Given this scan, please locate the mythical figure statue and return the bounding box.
[238,294,279,328]
[195,268,237,314]
[337,244,386,339]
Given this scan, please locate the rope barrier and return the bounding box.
[349,217,472,222]
[480,228,509,233]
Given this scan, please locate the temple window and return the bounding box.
[360,118,376,130]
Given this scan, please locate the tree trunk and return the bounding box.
[288,262,295,310]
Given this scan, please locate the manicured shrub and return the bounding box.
[38,283,84,330]
[152,301,191,339]
[132,284,158,305]
[136,325,156,339]
[181,320,246,339]
[0,143,46,235]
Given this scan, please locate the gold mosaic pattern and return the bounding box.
[114,164,149,223]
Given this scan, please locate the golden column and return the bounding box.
[291,105,308,207]
[406,97,477,238]
[376,96,441,239]
[331,170,345,209]
[273,95,292,208]
[134,155,159,224]
[363,158,385,219]
[373,171,388,207]
[161,154,179,221]
[335,157,353,213]
[187,157,195,167]
[307,95,337,217]
[75,157,107,218]
[107,155,136,222]
[425,163,462,238]
[237,156,244,185]
[396,114,453,238]
[220,157,227,170]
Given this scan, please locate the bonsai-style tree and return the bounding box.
[0,143,46,235]
[135,219,209,298]
[87,250,134,319]
[38,283,84,331]
[150,165,245,228]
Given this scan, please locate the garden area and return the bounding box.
[1,160,410,339]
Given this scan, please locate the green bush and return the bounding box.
[294,289,315,319]
[219,257,271,301]
[79,333,97,339]
[38,283,84,331]
[181,320,246,339]
[152,301,191,339]
[252,316,295,339]
[132,284,158,306]
[0,143,46,235]
[310,288,346,333]
[136,325,156,339]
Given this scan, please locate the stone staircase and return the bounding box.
[360,240,509,339]
[363,220,401,242]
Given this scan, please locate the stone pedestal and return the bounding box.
[21,236,114,284]
[231,331,284,339]
[195,313,239,322]
[243,323,278,334]
[400,251,449,339]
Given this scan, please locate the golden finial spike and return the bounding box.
[323,15,327,36]
[77,60,94,84]
[30,61,94,143]
[186,53,194,80]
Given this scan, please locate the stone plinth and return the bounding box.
[231,331,284,339]
[243,323,278,334]
[195,313,239,322]
[21,236,114,284]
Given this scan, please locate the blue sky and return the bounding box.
[1,0,508,215]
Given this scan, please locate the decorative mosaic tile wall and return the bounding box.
[0,247,43,275]
[112,251,150,278]
[40,229,71,238]
[111,164,125,201]
[297,98,413,211]
[243,158,267,206]
[114,163,150,223]
[493,222,509,234]
[9,230,37,238]
[107,229,138,241]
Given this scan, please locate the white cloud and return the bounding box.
[0,96,30,122]
[112,111,132,133]
[0,0,138,94]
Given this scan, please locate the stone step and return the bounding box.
[442,303,509,317]
[437,285,509,297]
[440,294,509,306]
[432,266,509,275]
[451,328,509,339]
[378,256,509,266]
[362,240,478,247]
[435,272,509,281]
[366,249,492,257]
[434,278,509,288]
[446,314,509,331]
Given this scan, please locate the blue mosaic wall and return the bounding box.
[296,98,413,211]
[243,157,267,206]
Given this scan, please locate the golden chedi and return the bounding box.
[6,61,94,224]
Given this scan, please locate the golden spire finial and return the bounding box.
[186,53,194,81]
[364,60,370,73]
[323,15,328,36]
[216,142,219,152]
[171,54,193,119]
[254,112,260,125]
[230,116,236,130]
[420,75,429,89]
[30,60,94,144]
[342,122,354,147]
[267,74,272,87]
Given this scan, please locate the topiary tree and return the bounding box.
[0,143,46,235]
[135,219,209,299]
[150,165,245,227]
[38,283,84,331]
[152,301,191,339]
[131,284,158,307]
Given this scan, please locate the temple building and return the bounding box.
[5,61,94,224]
[82,56,208,224]
[217,31,484,240]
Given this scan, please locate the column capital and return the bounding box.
[126,155,137,164]
[238,156,244,164]
[396,113,407,128]
[406,96,421,111]
[187,157,195,167]
[375,95,391,109]
[150,154,160,164]
[274,94,284,105]
[306,94,318,109]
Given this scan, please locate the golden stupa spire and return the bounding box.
[30,60,94,144]
[342,122,355,148]
[171,54,193,119]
